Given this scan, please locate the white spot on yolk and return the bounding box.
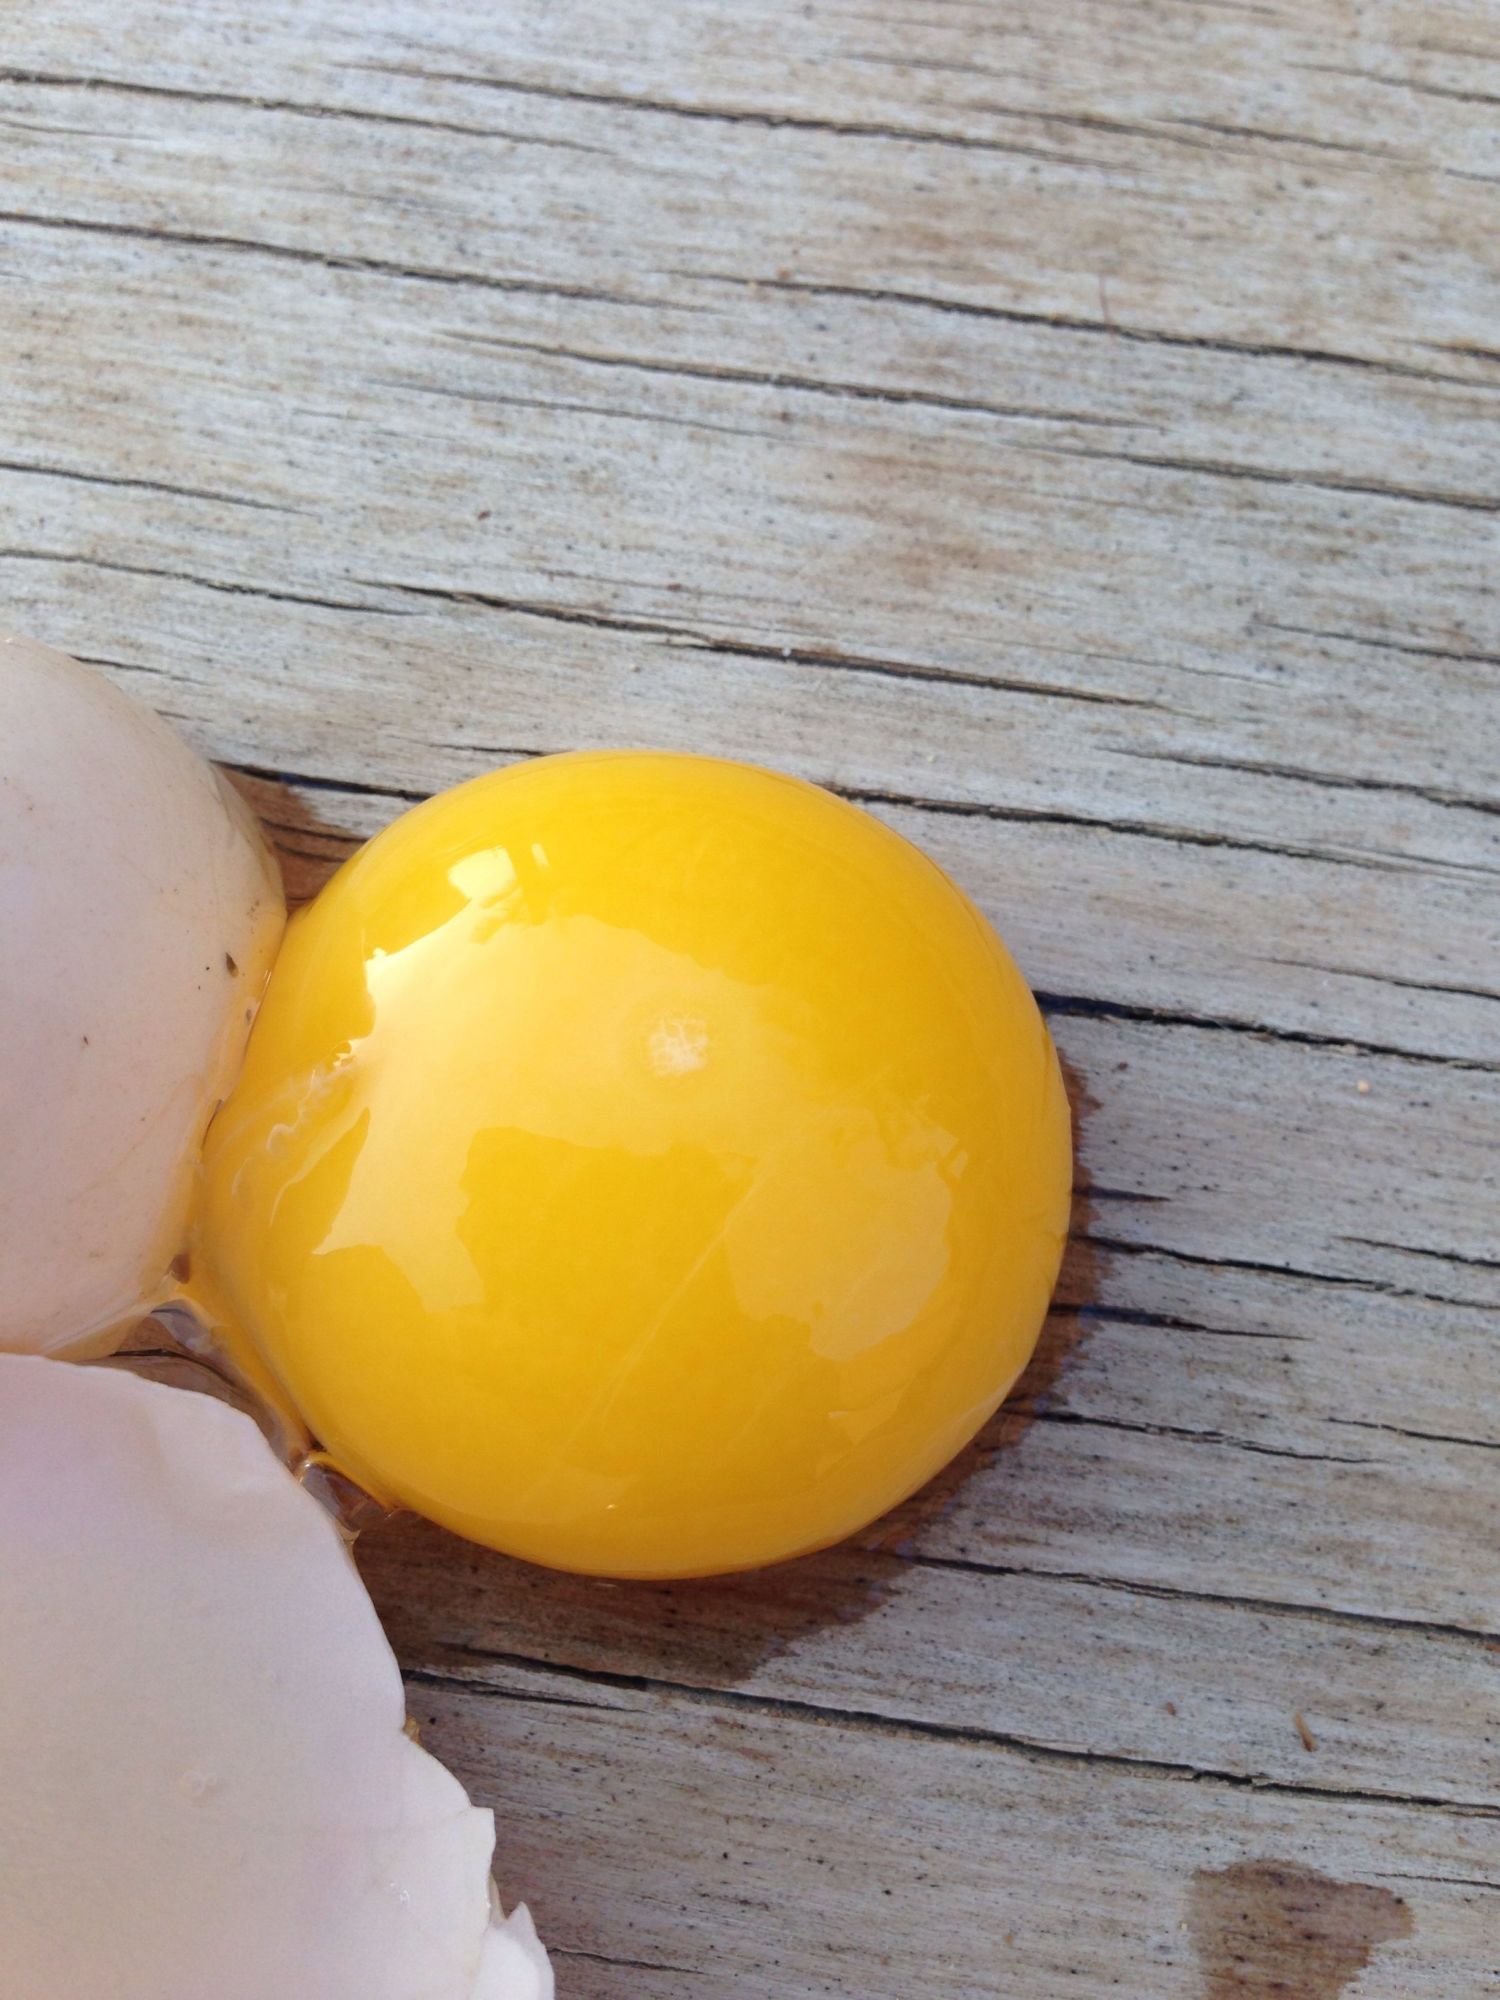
[648,1015,709,1077]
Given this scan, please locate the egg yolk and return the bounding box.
[190,753,1070,1578]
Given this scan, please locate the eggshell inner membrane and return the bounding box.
[0,633,286,1356]
[0,1355,552,2000]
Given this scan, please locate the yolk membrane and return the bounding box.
[191,753,1070,1578]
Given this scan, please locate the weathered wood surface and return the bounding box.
[3,3,1497,1993]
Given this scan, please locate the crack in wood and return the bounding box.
[1112,747,1497,820]
[223,726,1483,889]
[1029,1406,1379,1467]
[1296,58,1500,110]
[0,64,615,153]
[1032,437,1500,519]
[1165,114,1402,162]
[70,650,183,681]
[440,324,1143,431]
[365,576,1168,707]
[404,1656,1500,1817]
[906,1555,1500,1652]
[1263,957,1500,1009]
[373,372,778,440]
[696,273,1500,392]
[1432,339,1500,366]
[840,783,1461,880]
[1327,1416,1500,1453]
[1036,989,1495,1075]
[549,1944,706,1977]
[938,95,1431,172]
[1082,1233,1491,1314]
[1336,1235,1500,1275]
[475,1684,615,1714]
[1075,1183,1170,1206]
[0,456,302,513]
[0,206,677,311]
[1256,619,1500,670]
[224,758,429,804]
[1378,1870,1500,1894]
[1052,1300,1310,1343]
[0,546,411,617]
[349,60,1122,170]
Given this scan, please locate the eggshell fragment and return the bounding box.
[0,1355,552,2000]
[0,633,286,1356]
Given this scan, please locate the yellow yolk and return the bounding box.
[191,753,1070,1578]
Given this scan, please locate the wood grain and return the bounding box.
[2,2,1496,1994]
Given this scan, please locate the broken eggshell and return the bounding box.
[0,634,286,1357]
[0,1354,551,2000]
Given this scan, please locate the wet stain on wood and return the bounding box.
[1190,1858,1413,1999]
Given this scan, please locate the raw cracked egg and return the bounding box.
[190,751,1071,1578]
[0,1353,551,2000]
[0,641,1066,1991]
[0,633,285,1356]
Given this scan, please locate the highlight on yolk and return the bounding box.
[189,752,1071,1579]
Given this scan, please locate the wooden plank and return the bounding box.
[0,69,1496,794]
[1,3,1494,1995]
[399,1669,1500,1999]
[15,582,1492,1071]
[7,0,1500,372]
[363,1507,1499,1810]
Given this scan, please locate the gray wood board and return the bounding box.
[2,3,1496,1994]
